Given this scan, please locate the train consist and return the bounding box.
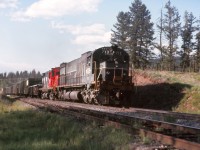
[3,46,134,106]
[3,78,42,97]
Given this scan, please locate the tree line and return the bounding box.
[111,0,200,72]
[0,69,42,88]
[0,69,42,79]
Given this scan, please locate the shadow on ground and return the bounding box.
[131,83,192,111]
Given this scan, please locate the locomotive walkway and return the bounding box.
[20,98,200,150]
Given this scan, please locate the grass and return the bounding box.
[175,86,200,113]
[0,99,133,150]
[139,132,152,145]
[135,70,200,114]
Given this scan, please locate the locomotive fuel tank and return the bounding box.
[63,91,82,101]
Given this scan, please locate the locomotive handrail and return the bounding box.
[94,61,97,90]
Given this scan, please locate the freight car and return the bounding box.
[3,78,42,97]
[40,45,134,106]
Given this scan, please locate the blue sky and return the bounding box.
[0,0,199,73]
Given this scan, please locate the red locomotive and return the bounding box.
[48,67,60,88]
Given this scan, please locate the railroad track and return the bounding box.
[20,98,200,150]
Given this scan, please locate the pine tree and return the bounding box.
[22,71,29,78]
[195,31,200,71]
[128,0,154,69]
[111,0,154,69]
[37,71,42,78]
[16,71,20,78]
[30,69,36,78]
[163,0,181,70]
[155,9,167,70]
[111,11,130,50]
[180,11,197,71]
[3,72,7,78]
[140,16,155,69]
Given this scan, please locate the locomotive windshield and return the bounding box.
[98,61,129,81]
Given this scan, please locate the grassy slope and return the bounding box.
[0,100,133,150]
[136,70,200,114]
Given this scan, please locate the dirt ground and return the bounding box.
[133,71,166,86]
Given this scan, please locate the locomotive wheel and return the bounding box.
[41,93,47,99]
[87,97,93,104]
[82,96,88,103]
[41,93,45,99]
[93,98,100,105]
[49,93,54,100]
[86,91,92,104]
[81,91,88,103]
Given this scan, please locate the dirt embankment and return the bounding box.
[132,71,191,111]
[133,71,167,86]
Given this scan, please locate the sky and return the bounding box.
[0,0,200,73]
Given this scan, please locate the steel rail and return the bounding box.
[20,99,200,150]
[22,99,200,135]
[128,108,200,122]
[140,129,200,150]
[36,100,200,135]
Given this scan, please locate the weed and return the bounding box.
[132,120,142,129]
[142,137,151,145]
[139,132,151,145]
[155,127,164,132]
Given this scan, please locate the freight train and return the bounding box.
[3,46,134,106]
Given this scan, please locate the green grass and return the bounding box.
[0,100,133,150]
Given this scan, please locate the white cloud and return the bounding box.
[11,0,101,21]
[73,32,111,45]
[0,0,18,8]
[51,22,111,46]
[52,23,106,35]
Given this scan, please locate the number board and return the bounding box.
[102,47,122,56]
